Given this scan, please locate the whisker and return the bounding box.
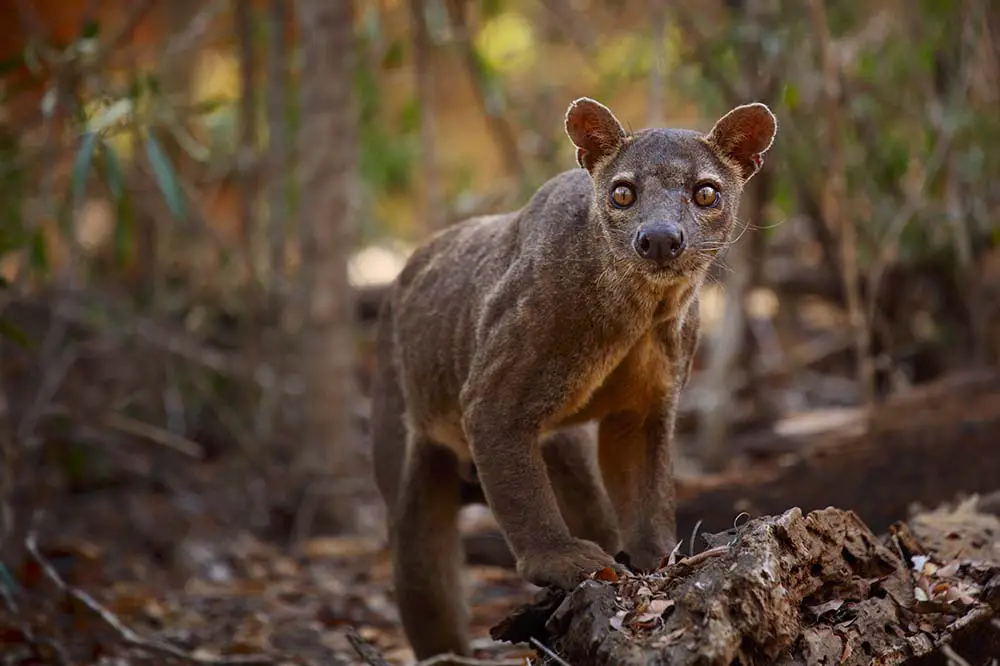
[728,215,754,245]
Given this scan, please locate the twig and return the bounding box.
[443,0,523,180]
[49,291,304,396]
[0,557,73,665]
[346,628,391,666]
[865,8,975,330]
[688,519,704,557]
[25,521,273,665]
[670,8,741,101]
[235,0,260,288]
[940,643,974,666]
[90,0,156,71]
[101,412,205,458]
[530,637,572,666]
[409,0,442,233]
[17,346,79,444]
[414,653,526,666]
[807,0,875,410]
[161,0,228,61]
[265,0,289,293]
[539,0,598,56]
[674,545,729,569]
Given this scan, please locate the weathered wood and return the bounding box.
[675,368,1000,541]
[491,504,1000,666]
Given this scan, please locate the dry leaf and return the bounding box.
[302,537,381,559]
[839,639,853,664]
[935,560,961,578]
[807,599,844,617]
[647,598,674,615]
[592,567,619,583]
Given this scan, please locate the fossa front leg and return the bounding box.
[598,310,698,572]
[597,408,677,571]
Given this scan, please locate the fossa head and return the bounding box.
[565,97,777,283]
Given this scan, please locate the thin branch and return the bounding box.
[346,628,392,666]
[940,643,974,666]
[236,0,260,287]
[539,0,598,57]
[161,0,229,61]
[26,518,274,665]
[671,8,741,101]
[673,545,730,569]
[865,7,976,329]
[265,0,289,292]
[444,0,523,179]
[48,291,305,396]
[90,0,157,71]
[530,637,572,666]
[410,0,442,232]
[647,2,667,127]
[415,653,526,666]
[865,124,957,325]
[807,0,875,409]
[0,578,73,666]
[101,412,205,458]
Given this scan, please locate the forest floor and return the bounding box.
[2,330,999,665]
[0,455,543,666]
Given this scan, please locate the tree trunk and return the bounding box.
[807,0,875,410]
[265,0,288,298]
[235,0,259,288]
[295,0,360,536]
[409,0,441,234]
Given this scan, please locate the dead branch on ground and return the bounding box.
[25,515,275,665]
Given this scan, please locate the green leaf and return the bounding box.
[381,39,405,69]
[80,20,100,39]
[102,143,133,267]
[145,73,162,96]
[113,195,134,268]
[29,227,48,274]
[481,0,506,19]
[71,131,99,209]
[0,54,24,77]
[143,132,186,221]
[781,83,799,111]
[103,141,125,201]
[0,317,32,349]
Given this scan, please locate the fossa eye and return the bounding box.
[693,184,720,208]
[610,183,636,209]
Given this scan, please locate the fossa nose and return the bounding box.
[633,223,686,264]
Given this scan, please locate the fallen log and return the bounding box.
[675,368,1000,539]
[491,501,1000,665]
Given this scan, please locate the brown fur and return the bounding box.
[371,97,777,659]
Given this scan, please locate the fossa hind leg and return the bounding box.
[371,302,470,658]
[390,439,470,659]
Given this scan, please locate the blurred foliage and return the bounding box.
[0,0,996,299]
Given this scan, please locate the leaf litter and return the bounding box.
[0,496,538,666]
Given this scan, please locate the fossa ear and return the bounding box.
[705,102,777,182]
[565,97,627,172]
